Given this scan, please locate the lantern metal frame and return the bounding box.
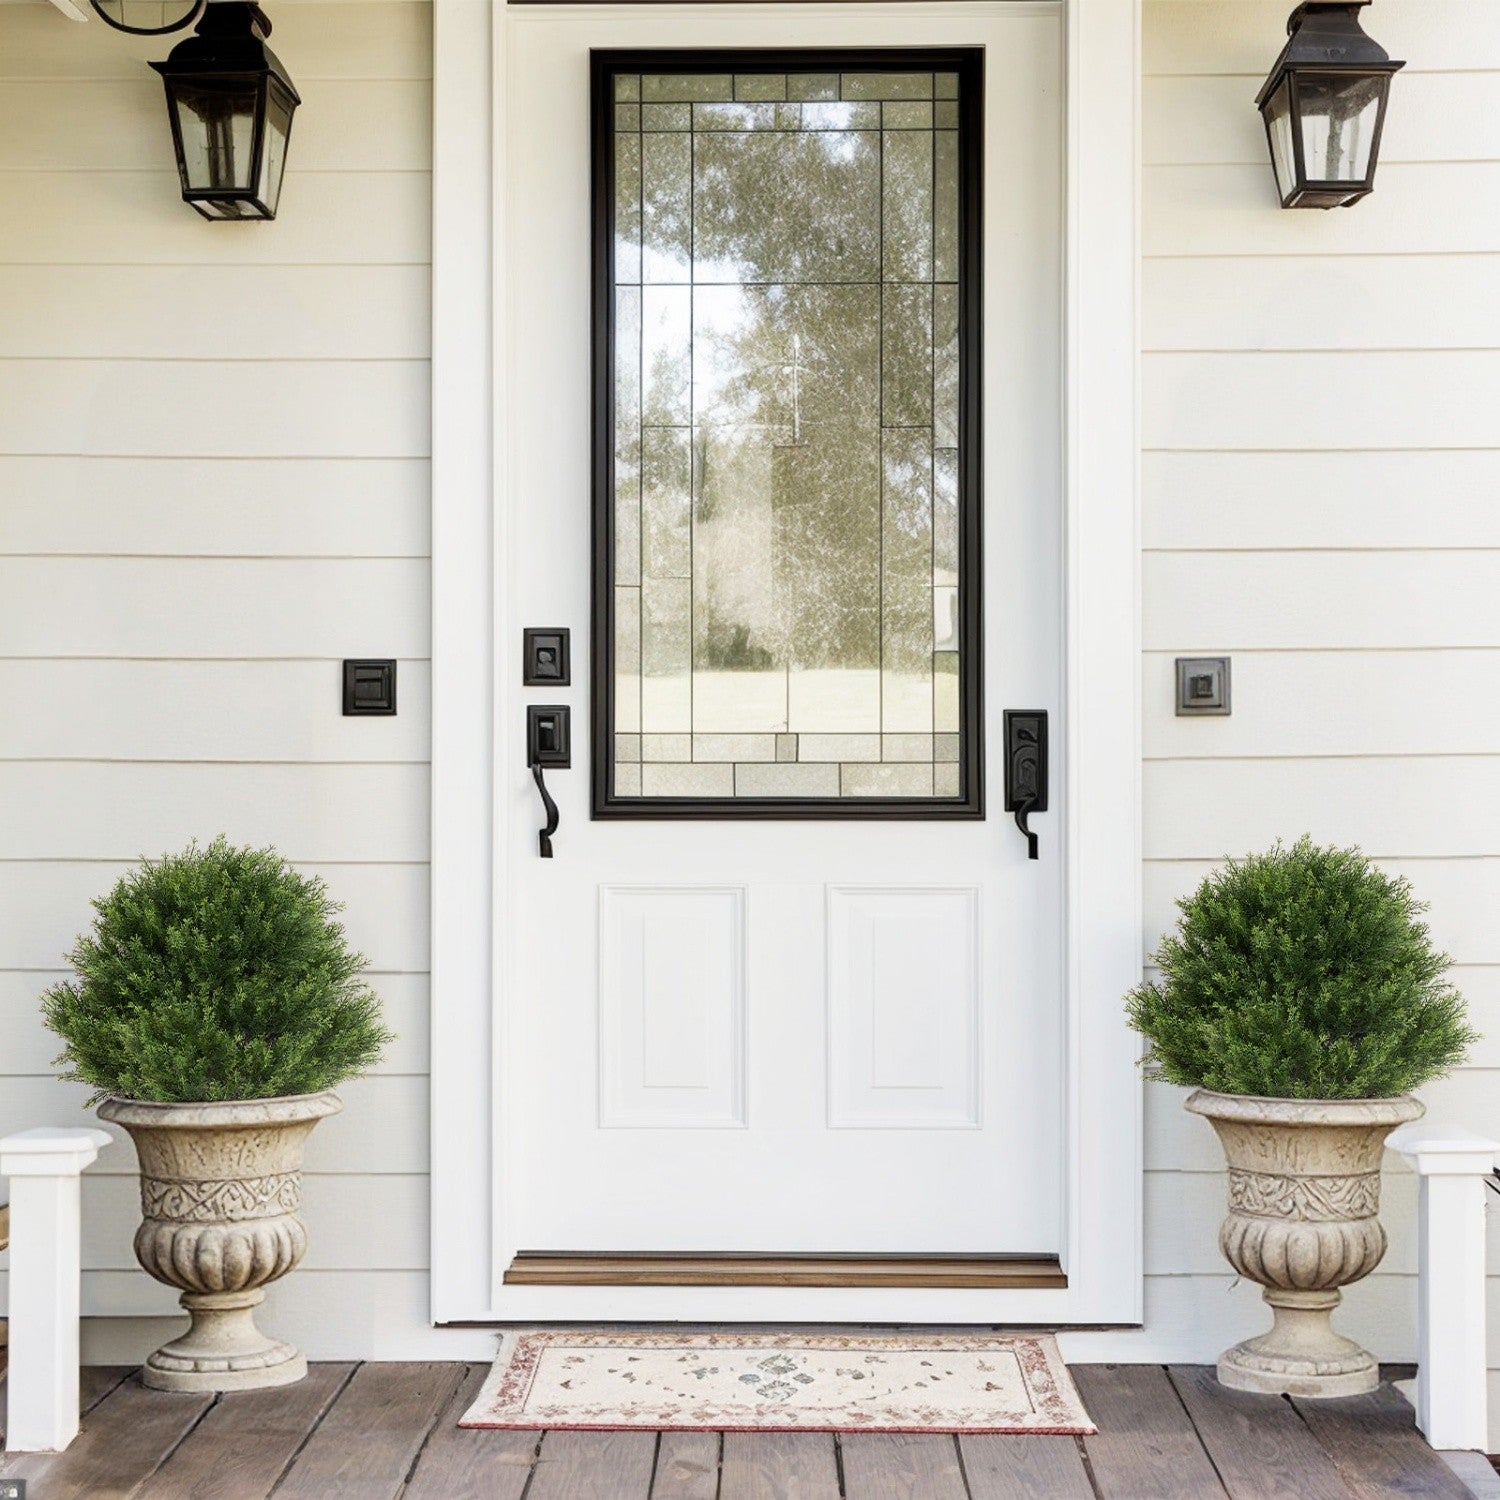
[1255,1,1405,209]
[149,2,301,221]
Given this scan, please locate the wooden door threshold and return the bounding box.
[504,1252,1067,1289]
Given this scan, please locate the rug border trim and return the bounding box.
[458,1329,1096,1436]
[457,1418,1097,1434]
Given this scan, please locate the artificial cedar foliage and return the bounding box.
[43,838,391,1104]
[1127,839,1475,1100]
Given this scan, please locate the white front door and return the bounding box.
[500,3,1063,1292]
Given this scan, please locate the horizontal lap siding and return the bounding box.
[1142,0,1500,1427]
[0,3,448,1362]
[4,0,1492,1379]
[0,456,430,554]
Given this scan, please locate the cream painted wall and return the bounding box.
[2,0,1497,1407]
[0,0,489,1361]
[1112,0,1500,1431]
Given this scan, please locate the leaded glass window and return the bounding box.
[594,50,981,815]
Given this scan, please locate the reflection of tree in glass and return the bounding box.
[693,282,881,674]
[693,128,879,284]
[686,126,890,676]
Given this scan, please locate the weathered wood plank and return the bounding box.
[1168,1366,1351,1500]
[273,1362,465,1500]
[0,1364,130,1450]
[719,1431,840,1500]
[1074,1364,1227,1500]
[0,1364,130,1490]
[145,1362,353,1500]
[79,1367,135,1414]
[403,1364,538,1500]
[959,1433,1094,1499]
[652,1431,720,1499]
[526,1430,658,1500]
[1291,1382,1472,1500]
[0,1374,212,1499]
[838,1433,967,1500]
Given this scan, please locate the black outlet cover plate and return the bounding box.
[343,659,397,716]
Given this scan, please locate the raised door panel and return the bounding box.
[827,885,981,1128]
[599,885,747,1128]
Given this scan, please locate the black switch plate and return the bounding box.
[527,704,571,768]
[523,627,571,686]
[343,659,397,716]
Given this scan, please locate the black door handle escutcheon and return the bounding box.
[526,705,570,859]
[1003,710,1048,861]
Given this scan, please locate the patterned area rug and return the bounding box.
[460,1330,1095,1433]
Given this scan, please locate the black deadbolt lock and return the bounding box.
[523,628,571,686]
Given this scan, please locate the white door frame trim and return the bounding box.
[430,0,1142,1326]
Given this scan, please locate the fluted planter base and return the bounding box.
[1185,1089,1423,1400]
[98,1092,341,1395]
[142,1290,306,1393]
[1217,1289,1377,1397]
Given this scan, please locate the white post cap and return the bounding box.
[1389,1122,1500,1175]
[0,1127,113,1176]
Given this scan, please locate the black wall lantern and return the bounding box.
[90,0,299,220]
[151,3,300,220]
[1256,2,1404,209]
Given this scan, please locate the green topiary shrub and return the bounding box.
[1126,837,1475,1099]
[42,837,392,1104]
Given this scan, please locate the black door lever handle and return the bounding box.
[530,756,559,859]
[1003,710,1048,862]
[1012,793,1039,861]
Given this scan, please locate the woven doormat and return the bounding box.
[460,1330,1095,1433]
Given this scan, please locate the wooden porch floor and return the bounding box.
[0,1361,1482,1499]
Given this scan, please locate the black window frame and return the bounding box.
[591,45,985,820]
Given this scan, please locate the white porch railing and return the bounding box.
[1389,1122,1500,1455]
[0,1127,112,1453]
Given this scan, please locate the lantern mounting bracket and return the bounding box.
[86,0,206,37]
[88,0,271,37]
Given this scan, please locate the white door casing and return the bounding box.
[430,0,1141,1328]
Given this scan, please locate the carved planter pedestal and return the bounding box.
[1186,1089,1423,1398]
[97,1092,341,1393]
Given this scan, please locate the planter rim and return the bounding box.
[1184,1087,1424,1128]
[97,1090,342,1128]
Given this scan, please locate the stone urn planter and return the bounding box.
[97,1091,341,1393]
[1186,1088,1423,1398]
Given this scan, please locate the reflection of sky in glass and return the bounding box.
[610,69,964,799]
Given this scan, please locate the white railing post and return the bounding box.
[1389,1123,1500,1453]
[0,1127,112,1453]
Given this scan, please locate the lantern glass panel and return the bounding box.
[169,76,260,195]
[258,78,296,215]
[1262,78,1296,201]
[1296,71,1384,182]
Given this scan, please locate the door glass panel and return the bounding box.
[600,53,978,812]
